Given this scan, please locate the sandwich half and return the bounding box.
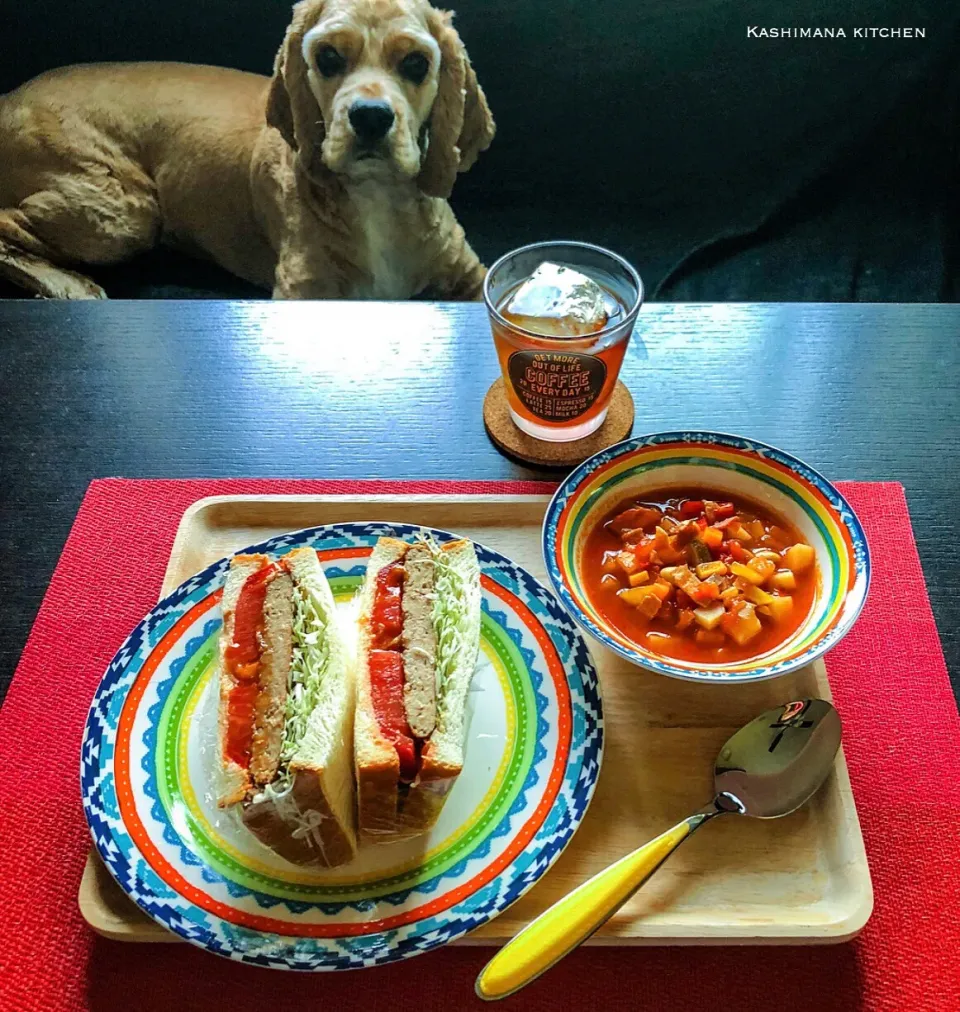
[217,547,357,867]
[355,536,482,841]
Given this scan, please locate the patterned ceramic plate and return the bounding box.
[81,522,602,970]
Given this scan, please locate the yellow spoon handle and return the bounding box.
[476,808,718,1001]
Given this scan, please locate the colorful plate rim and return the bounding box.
[542,431,871,683]
[80,522,603,970]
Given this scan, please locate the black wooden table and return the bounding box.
[1,301,957,704]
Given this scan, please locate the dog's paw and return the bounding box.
[0,248,107,299]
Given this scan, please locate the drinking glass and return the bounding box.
[483,241,643,441]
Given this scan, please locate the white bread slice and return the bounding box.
[355,537,481,841]
[408,539,482,832]
[241,547,357,867]
[217,554,270,807]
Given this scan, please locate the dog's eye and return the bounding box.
[315,46,346,78]
[399,52,429,85]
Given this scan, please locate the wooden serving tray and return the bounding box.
[79,494,872,945]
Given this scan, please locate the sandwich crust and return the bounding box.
[242,763,355,867]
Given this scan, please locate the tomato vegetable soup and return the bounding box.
[582,490,819,663]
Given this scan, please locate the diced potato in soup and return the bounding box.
[583,490,819,663]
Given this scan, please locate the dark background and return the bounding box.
[4,0,960,299]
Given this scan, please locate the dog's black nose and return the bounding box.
[348,99,395,142]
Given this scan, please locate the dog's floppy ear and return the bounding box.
[417,9,495,199]
[456,40,495,174]
[266,1,326,168]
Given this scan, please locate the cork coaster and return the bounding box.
[483,378,634,469]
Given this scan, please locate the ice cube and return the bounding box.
[502,262,608,337]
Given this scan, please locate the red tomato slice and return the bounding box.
[225,682,258,768]
[223,561,282,769]
[369,650,418,781]
[225,564,280,672]
[371,562,405,650]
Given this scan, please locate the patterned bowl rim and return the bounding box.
[542,431,871,683]
[80,521,604,969]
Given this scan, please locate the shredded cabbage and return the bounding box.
[423,535,472,725]
[278,575,332,769]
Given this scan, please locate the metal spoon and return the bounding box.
[476,698,842,1001]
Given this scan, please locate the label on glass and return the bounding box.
[507,351,607,422]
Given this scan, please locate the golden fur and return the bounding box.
[0,0,494,299]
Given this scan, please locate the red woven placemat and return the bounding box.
[1,479,958,1011]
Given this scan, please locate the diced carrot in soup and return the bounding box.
[692,581,720,604]
[701,526,724,550]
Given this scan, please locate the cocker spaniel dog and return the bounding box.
[0,0,494,299]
